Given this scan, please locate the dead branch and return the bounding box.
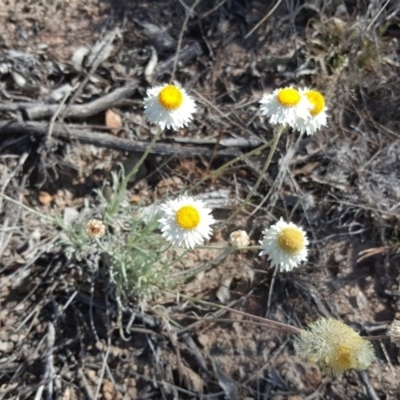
[0,120,242,158]
[173,136,263,147]
[0,84,137,120]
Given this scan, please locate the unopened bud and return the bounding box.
[388,320,400,347]
[85,219,106,239]
[229,230,250,247]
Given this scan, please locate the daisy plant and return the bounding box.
[294,318,375,376]
[259,218,309,271]
[223,86,326,228]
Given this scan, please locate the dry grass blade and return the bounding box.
[244,0,283,39]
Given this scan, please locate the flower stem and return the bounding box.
[0,192,55,222]
[219,125,286,228]
[124,127,164,185]
[189,138,275,193]
[166,291,302,333]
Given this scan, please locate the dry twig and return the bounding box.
[0,120,242,158]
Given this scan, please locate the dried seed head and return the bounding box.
[294,318,375,376]
[85,219,106,239]
[229,230,250,247]
[388,320,400,347]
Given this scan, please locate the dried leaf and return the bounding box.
[71,46,90,72]
[85,28,120,68]
[11,71,26,88]
[157,176,184,195]
[212,360,237,400]
[102,379,119,400]
[144,46,158,84]
[105,109,122,135]
[38,191,52,205]
[181,364,204,393]
[61,387,71,400]
[216,277,232,304]
[45,83,73,104]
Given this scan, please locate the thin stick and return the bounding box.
[245,0,283,39]
[44,323,55,400]
[172,292,302,334]
[200,0,228,19]
[94,337,111,400]
[367,0,391,30]
[46,86,75,143]
[171,0,200,81]
[266,266,278,314]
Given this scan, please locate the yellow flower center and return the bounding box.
[305,90,325,116]
[175,205,200,230]
[158,85,184,110]
[277,88,301,107]
[277,227,305,254]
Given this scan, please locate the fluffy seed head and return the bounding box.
[259,218,308,271]
[85,219,106,239]
[294,318,375,376]
[159,195,215,249]
[229,230,250,247]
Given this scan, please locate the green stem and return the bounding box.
[190,137,275,193]
[124,127,164,185]
[0,192,55,222]
[219,125,286,229]
[107,127,164,217]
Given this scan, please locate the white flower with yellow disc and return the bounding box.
[297,88,328,135]
[259,87,311,129]
[143,83,196,131]
[159,195,215,249]
[259,218,309,271]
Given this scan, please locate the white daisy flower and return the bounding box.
[297,88,328,135]
[143,83,196,131]
[259,218,309,271]
[159,195,215,249]
[259,87,312,129]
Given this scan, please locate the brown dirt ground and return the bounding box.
[1,0,400,399]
